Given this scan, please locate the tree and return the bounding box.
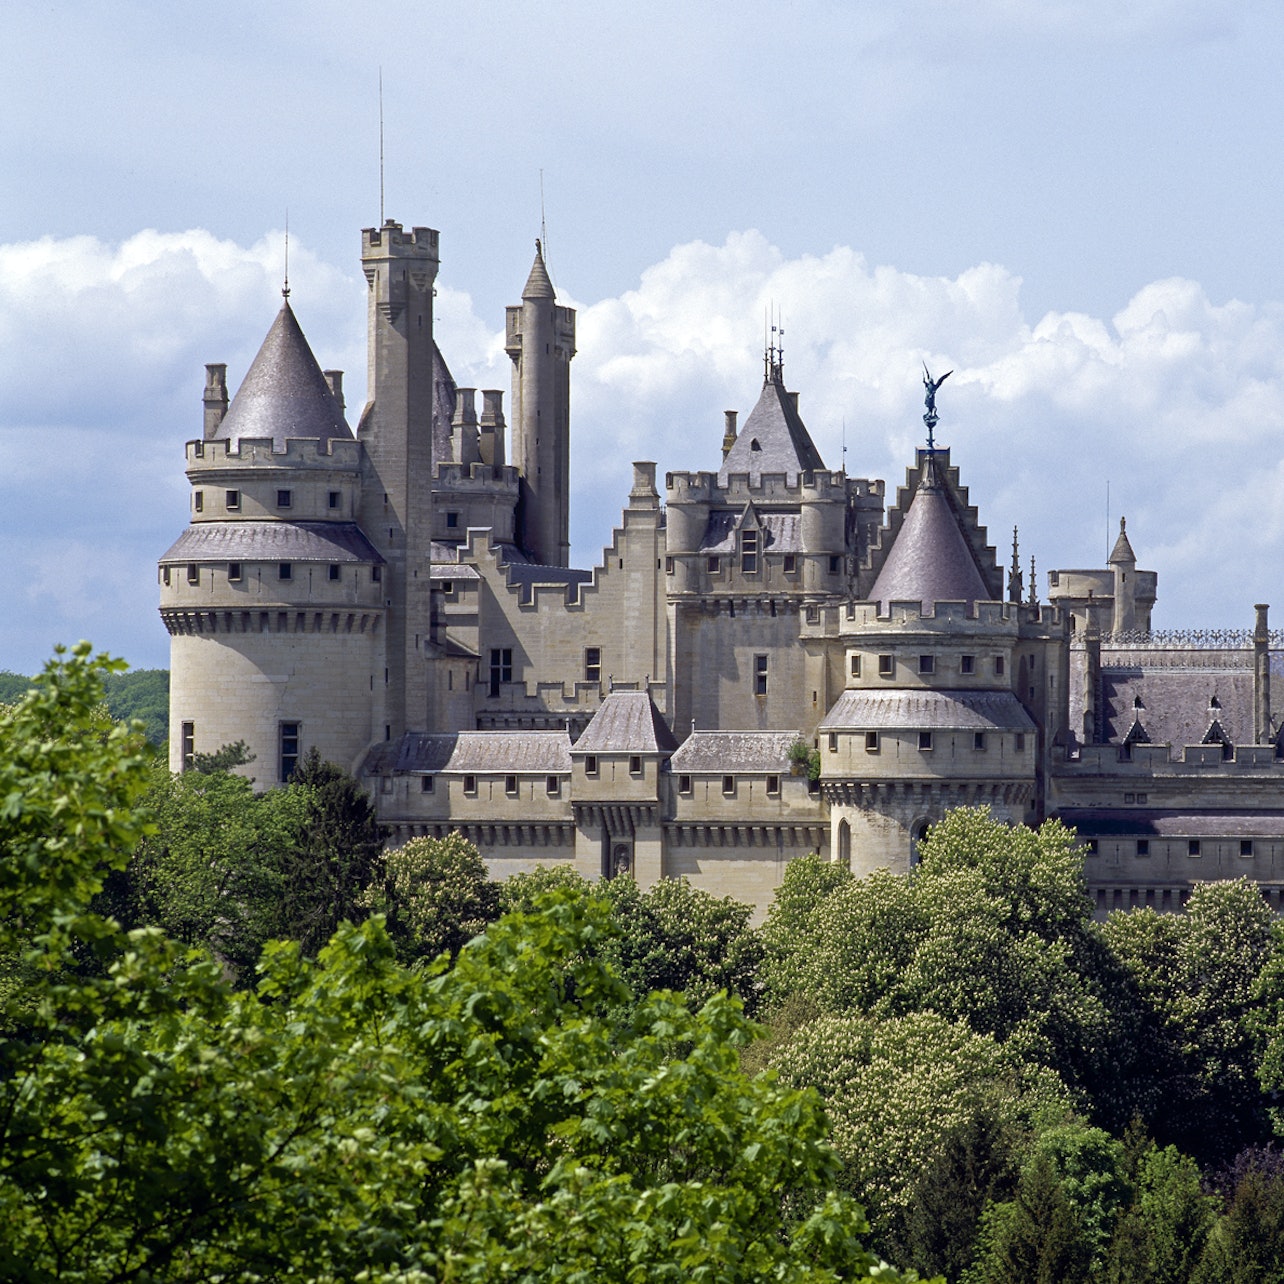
[1,647,928,1282]
[759,852,854,1007]
[362,832,501,964]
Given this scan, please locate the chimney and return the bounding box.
[479,389,506,468]
[722,410,738,459]
[203,363,228,437]
[323,370,345,415]
[1255,604,1272,745]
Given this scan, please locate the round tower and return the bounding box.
[160,298,385,783]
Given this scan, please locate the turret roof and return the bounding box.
[214,301,352,452]
[719,374,826,483]
[1109,517,1136,566]
[867,455,992,610]
[521,241,556,300]
[573,690,679,754]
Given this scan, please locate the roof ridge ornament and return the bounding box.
[922,362,952,452]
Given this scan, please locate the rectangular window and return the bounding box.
[1015,733,1026,752]
[1137,792,1148,803]
[829,555,841,573]
[585,755,598,777]
[766,774,780,796]
[445,511,459,529]
[276,489,292,509]
[162,566,171,586]
[1136,839,1150,857]
[193,490,204,512]
[865,731,880,752]
[850,654,861,677]
[187,563,199,586]
[1242,839,1254,857]
[279,722,300,783]
[464,774,477,796]
[1124,792,1136,804]
[328,564,340,581]
[421,775,434,793]
[585,647,602,685]
[828,732,838,753]
[180,721,195,772]
[783,553,797,575]
[1188,839,1201,857]
[489,647,513,698]
[878,654,895,677]
[707,555,721,574]
[279,563,292,580]
[961,655,975,674]
[505,774,518,797]
[919,654,935,675]
[740,528,759,574]
[665,556,674,574]
[974,732,986,751]
[371,565,382,582]
[679,774,693,795]
[918,731,934,751]
[225,489,240,511]
[722,774,735,796]
[228,562,242,582]
[629,755,642,776]
[328,490,341,510]
[754,653,768,696]
[546,775,560,797]
[994,656,1006,676]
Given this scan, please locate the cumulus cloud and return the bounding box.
[3,225,1283,672]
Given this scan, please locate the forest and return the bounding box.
[5,646,1284,1282]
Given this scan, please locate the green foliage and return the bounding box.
[363,832,502,964]
[598,874,765,1018]
[759,852,854,1005]
[0,650,923,1280]
[771,1009,1068,1235]
[787,737,821,781]
[190,737,255,773]
[100,666,169,746]
[1105,881,1278,1160]
[1192,1165,1284,1283]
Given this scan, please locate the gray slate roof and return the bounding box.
[161,521,382,564]
[670,731,801,772]
[818,688,1036,732]
[522,243,555,300]
[867,460,991,610]
[1109,517,1137,565]
[699,509,802,554]
[574,691,680,753]
[1057,808,1284,838]
[364,731,572,776]
[719,376,826,483]
[214,302,352,451]
[1100,668,1254,747]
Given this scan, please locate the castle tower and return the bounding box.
[357,220,440,739]
[161,298,384,781]
[505,241,576,566]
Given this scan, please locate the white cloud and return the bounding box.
[4,225,1284,672]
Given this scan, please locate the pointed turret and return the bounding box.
[719,357,825,483]
[506,239,576,566]
[213,302,352,451]
[868,455,991,611]
[1109,516,1137,633]
[1109,516,1136,567]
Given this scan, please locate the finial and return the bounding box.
[1008,526,1022,604]
[535,237,542,257]
[1028,555,1037,606]
[282,210,290,299]
[922,363,952,452]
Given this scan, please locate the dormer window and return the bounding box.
[740,529,759,574]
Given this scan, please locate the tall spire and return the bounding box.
[522,238,555,300]
[1008,526,1023,603]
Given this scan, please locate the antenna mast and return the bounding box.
[540,168,547,266]
[379,69,385,225]
[283,210,290,299]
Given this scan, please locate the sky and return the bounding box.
[3,0,1284,673]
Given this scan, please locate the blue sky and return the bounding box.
[2,0,1284,672]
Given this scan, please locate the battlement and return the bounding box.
[1067,741,1284,774]
[665,468,854,503]
[432,461,521,492]
[361,221,439,258]
[186,437,362,471]
[843,598,1021,630]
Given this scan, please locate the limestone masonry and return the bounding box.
[161,218,1284,918]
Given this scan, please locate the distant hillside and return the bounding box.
[0,668,169,747]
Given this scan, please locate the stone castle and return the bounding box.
[160,217,1284,917]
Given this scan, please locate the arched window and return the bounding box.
[909,819,930,868]
[837,818,851,869]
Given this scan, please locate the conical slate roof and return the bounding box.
[868,457,991,610]
[1109,517,1136,566]
[720,375,826,482]
[521,241,555,300]
[214,301,352,451]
